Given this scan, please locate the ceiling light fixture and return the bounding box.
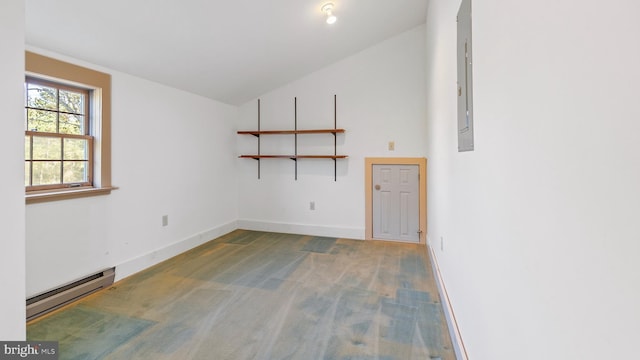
[321,2,337,25]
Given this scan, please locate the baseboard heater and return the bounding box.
[26,267,115,321]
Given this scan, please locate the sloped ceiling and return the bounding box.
[25,0,428,105]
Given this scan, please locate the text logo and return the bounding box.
[0,342,58,359]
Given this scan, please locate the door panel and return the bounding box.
[372,164,419,242]
[380,190,391,235]
[400,191,410,236]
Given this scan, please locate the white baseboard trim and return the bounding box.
[237,219,365,240]
[114,220,238,282]
[428,244,469,360]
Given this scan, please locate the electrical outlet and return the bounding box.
[388,141,395,151]
[310,201,315,210]
[162,215,169,227]
[440,236,444,251]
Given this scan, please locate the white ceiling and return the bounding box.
[25,0,428,105]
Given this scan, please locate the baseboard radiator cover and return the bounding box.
[26,267,115,321]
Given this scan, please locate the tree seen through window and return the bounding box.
[24,78,93,190]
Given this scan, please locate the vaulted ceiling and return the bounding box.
[25,0,428,105]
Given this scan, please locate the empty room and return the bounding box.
[2,0,640,359]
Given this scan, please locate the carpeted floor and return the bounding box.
[27,230,454,360]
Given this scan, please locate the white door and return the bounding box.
[372,164,420,242]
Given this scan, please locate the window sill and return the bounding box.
[26,186,118,204]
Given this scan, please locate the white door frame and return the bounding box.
[365,157,427,244]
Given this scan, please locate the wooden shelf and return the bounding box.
[239,155,348,159]
[297,155,348,159]
[237,129,345,135]
[239,96,346,180]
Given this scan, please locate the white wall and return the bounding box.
[425,0,640,359]
[237,25,427,238]
[0,0,26,340]
[25,49,239,296]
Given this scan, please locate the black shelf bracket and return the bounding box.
[333,94,337,181]
[294,97,298,180]
[257,99,261,179]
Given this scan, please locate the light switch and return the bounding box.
[388,141,395,151]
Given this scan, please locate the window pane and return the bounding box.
[25,162,30,186]
[32,161,61,185]
[59,113,84,135]
[59,89,85,115]
[26,83,57,110]
[27,109,57,133]
[25,135,31,160]
[63,138,88,160]
[33,136,62,160]
[23,73,99,193]
[63,161,88,183]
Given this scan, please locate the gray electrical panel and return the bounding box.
[457,0,474,152]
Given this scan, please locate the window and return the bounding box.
[25,77,93,191]
[25,51,113,204]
